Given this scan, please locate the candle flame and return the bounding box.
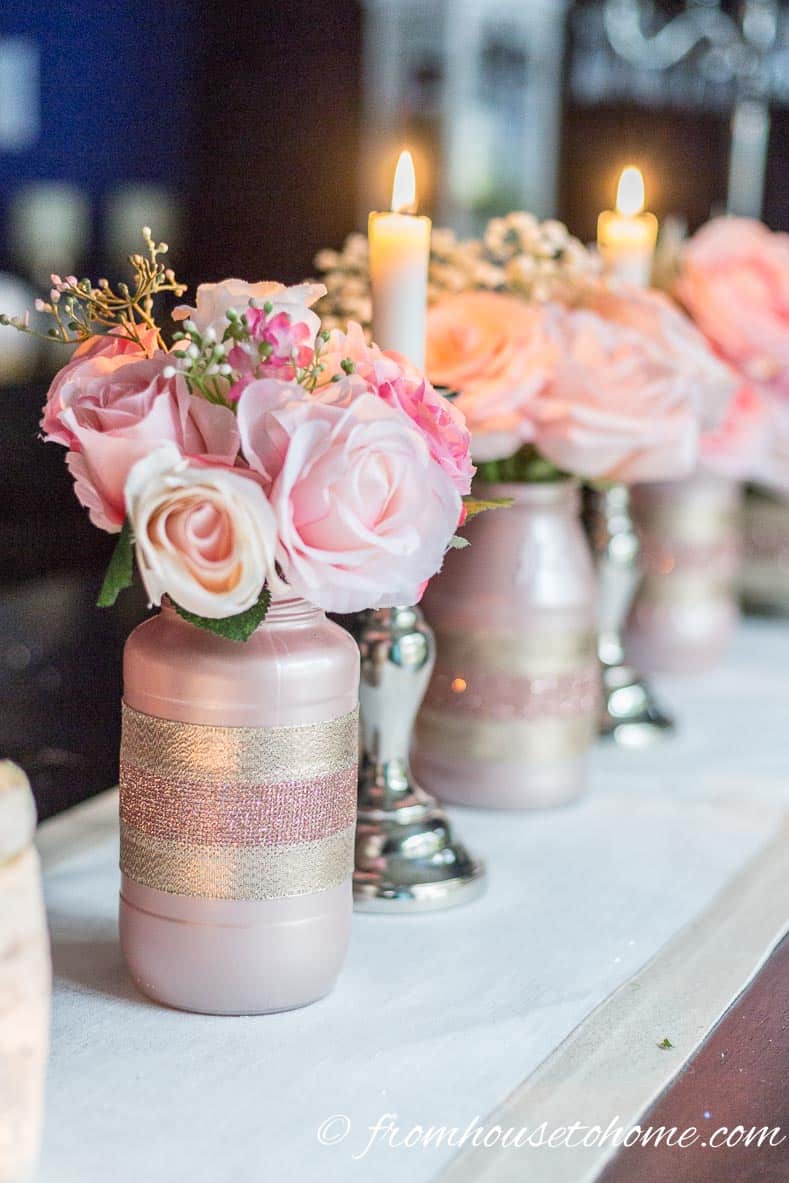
[391,150,417,214]
[616,166,645,216]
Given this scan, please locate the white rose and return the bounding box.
[125,444,283,618]
[173,278,326,344]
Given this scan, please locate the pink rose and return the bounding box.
[676,217,789,394]
[530,304,698,483]
[237,382,461,613]
[581,283,736,432]
[426,291,555,462]
[60,352,240,533]
[700,384,769,481]
[317,323,474,496]
[41,326,159,447]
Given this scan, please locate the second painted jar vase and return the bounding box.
[412,480,599,810]
[625,471,742,674]
[119,596,360,1015]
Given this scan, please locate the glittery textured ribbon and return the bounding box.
[120,704,358,900]
[417,627,598,765]
[430,627,598,678]
[416,711,597,764]
[120,822,355,901]
[423,667,599,721]
[121,704,359,783]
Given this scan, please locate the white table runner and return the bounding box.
[36,619,789,1183]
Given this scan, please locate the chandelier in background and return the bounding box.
[571,0,788,216]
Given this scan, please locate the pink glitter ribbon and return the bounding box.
[119,704,358,900]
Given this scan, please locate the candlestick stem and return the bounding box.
[585,484,673,746]
[352,605,485,911]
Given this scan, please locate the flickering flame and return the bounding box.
[616,166,645,217]
[391,150,417,214]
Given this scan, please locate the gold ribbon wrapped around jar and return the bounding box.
[413,481,599,810]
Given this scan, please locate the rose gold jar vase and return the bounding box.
[626,472,742,675]
[412,481,599,810]
[119,597,360,1015]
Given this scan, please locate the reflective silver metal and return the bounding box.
[585,485,674,747]
[352,605,486,912]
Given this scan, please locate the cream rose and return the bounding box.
[125,445,281,619]
[173,278,325,345]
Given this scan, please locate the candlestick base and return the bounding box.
[598,658,674,749]
[354,781,486,913]
[351,606,486,913]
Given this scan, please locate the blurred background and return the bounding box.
[1,0,787,818]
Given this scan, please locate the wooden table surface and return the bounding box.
[602,936,789,1183]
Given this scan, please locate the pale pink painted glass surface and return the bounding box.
[413,481,599,810]
[120,598,359,1015]
[626,472,742,675]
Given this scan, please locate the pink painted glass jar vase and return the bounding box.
[412,480,599,810]
[626,472,742,675]
[119,597,360,1015]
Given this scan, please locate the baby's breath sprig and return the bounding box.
[0,227,187,352]
[167,320,234,406]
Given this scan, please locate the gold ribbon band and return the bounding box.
[121,703,359,784]
[415,710,597,765]
[120,821,355,900]
[637,576,736,606]
[431,627,597,678]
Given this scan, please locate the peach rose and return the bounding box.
[61,351,240,533]
[676,217,789,394]
[125,445,281,618]
[426,291,555,461]
[530,304,698,483]
[41,326,159,447]
[581,283,736,432]
[237,382,461,612]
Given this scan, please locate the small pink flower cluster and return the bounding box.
[40,279,474,621]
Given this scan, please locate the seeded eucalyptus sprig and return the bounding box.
[0,227,186,352]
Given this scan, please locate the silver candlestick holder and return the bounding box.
[351,605,486,912]
[585,484,674,747]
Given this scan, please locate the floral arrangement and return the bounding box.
[317,213,735,487]
[315,212,598,333]
[670,216,789,488]
[1,231,489,641]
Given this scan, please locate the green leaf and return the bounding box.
[172,587,272,643]
[462,496,513,521]
[475,445,568,485]
[657,1037,674,1050]
[97,520,134,607]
